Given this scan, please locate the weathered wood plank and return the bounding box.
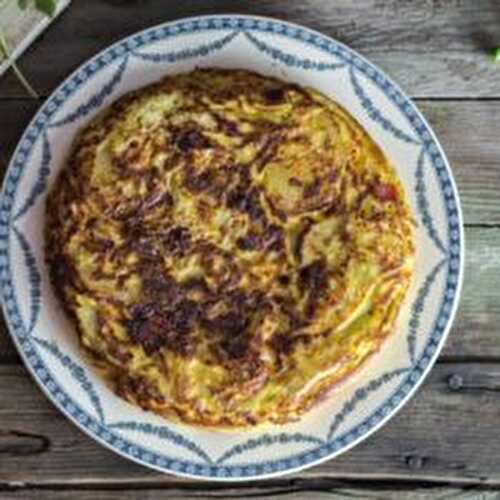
[418,101,500,227]
[1,362,500,484]
[0,224,495,361]
[2,486,500,500]
[442,226,500,359]
[1,0,500,98]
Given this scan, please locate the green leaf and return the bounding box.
[18,0,29,10]
[34,0,57,16]
[494,48,500,62]
[0,29,39,98]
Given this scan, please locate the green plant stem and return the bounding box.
[0,26,39,98]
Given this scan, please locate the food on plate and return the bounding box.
[46,69,415,427]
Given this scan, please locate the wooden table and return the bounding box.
[1,1,499,498]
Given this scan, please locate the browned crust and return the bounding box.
[45,68,415,428]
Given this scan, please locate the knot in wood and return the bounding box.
[405,454,425,470]
[447,373,463,391]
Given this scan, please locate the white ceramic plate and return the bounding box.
[0,15,464,480]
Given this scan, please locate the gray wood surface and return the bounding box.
[2,0,500,99]
[2,486,500,500]
[0,1,499,498]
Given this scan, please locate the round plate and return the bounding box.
[0,15,464,480]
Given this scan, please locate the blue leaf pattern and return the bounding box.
[108,421,213,464]
[216,433,324,464]
[14,130,51,221]
[49,54,130,128]
[244,31,345,71]
[12,227,41,334]
[131,30,239,63]
[34,337,105,423]
[349,66,420,145]
[327,367,410,441]
[416,148,448,254]
[407,257,447,363]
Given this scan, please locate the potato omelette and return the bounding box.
[46,69,415,427]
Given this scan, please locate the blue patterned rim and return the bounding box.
[0,15,464,480]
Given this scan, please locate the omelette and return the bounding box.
[46,69,415,427]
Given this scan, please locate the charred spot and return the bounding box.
[83,237,114,253]
[299,260,329,319]
[201,290,260,361]
[266,197,287,222]
[244,413,258,426]
[288,177,303,187]
[237,232,259,251]
[328,169,338,183]
[116,374,165,406]
[183,276,210,293]
[123,215,145,238]
[234,163,251,186]
[254,133,282,170]
[142,270,175,293]
[278,300,309,331]
[227,186,265,221]
[163,226,192,254]
[270,332,295,356]
[270,332,311,362]
[49,253,77,292]
[126,313,169,355]
[130,301,157,320]
[303,178,322,198]
[298,259,328,293]
[263,87,285,104]
[169,299,199,335]
[185,170,213,193]
[141,270,182,304]
[220,334,251,360]
[175,130,211,152]
[170,334,194,357]
[133,237,160,261]
[204,311,249,337]
[126,299,198,356]
[228,288,263,311]
[324,200,341,217]
[293,218,313,262]
[218,117,240,136]
[116,272,132,289]
[264,224,284,252]
[277,274,290,286]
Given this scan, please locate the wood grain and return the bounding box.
[1,0,500,98]
[443,226,500,359]
[1,362,500,485]
[2,486,500,500]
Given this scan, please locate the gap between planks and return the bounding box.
[2,479,500,500]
